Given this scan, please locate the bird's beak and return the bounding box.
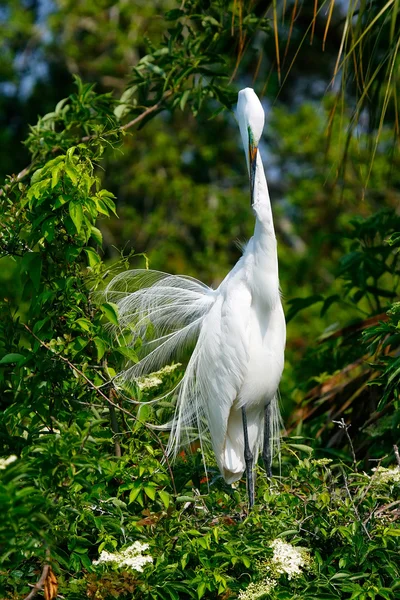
[248,136,257,205]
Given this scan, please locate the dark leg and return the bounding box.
[263,402,272,478]
[242,407,254,509]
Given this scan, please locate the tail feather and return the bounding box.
[266,394,283,475]
[105,269,217,453]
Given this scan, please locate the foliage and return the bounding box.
[286,209,400,463]
[2,443,400,599]
[1,0,400,598]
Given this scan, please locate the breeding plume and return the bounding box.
[106,88,286,507]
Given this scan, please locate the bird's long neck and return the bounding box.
[251,150,278,274]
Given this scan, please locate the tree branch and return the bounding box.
[0,93,171,196]
[81,92,172,142]
[333,418,357,471]
[23,324,177,495]
[24,565,49,600]
[24,549,52,600]
[341,468,371,540]
[0,164,33,197]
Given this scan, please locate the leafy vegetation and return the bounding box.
[1,0,400,598]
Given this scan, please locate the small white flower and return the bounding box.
[238,577,277,600]
[0,455,17,470]
[372,466,400,485]
[136,363,181,390]
[93,541,153,572]
[311,458,333,466]
[270,539,310,580]
[93,550,116,565]
[137,375,163,390]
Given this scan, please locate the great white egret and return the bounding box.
[106,88,286,507]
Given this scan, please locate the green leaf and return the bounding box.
[41,216,56,241]
[137,403,151,423]
[180,89,191,111]
[84,247,101,267]
[101,302,119,326]
[165,8,184,20]
[51,163,64,188]
[94,198,110,216]
[69,202,84,233]
[277,529,298,537]
[54,194,71,209]
[65,164,78,185]
[30,167,44,184]
[98,191,118,216]
[321,294,340,317]
[287,443,313,454]
[116,346,138,362]
[129,486,142,504]
[144,485,156,501]
[0,353,25,365]
[286,295,324,323]
[71,336,88,354]
[384,528,400,536]
[93,337,107,361]
[158,490,170,509]
[242,556,251,568]
[90,226,103,246]
[197,582,206,599]
[66,246,82,262]
[55,97,68,113]
[75,318,91,332]
[21,252,42,290]
[330,573,352,580]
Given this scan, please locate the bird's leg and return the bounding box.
[241,407,255,509]
[263,402,272,478]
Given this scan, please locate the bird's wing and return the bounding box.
[105,269,216,388]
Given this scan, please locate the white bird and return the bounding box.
[106,88,286,507]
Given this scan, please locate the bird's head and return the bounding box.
[236,88,265,204]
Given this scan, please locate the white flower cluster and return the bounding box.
[311,458,333,466]
[238,577,277,600]
[239,539,311,598]
[270,539,311,580]
[136,363,181,390]
[0,455,17,470]
[372,466,400,485]
[93,541,153,572]
[137,375,162,390]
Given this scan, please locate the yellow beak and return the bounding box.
[249,138,257,205]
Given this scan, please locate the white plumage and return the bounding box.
[106,88,286,505]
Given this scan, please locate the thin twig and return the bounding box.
[333,418,357,471]
[23,324,177,495]
[356,456,384,509]
[364,500,400,526]
[120,92,172,132]
[23,549,51,600]
[109,388,122,458]
[341,468,371,540]
[24,566,49,600]
[81,93,171,142]
[0,164,33,197]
